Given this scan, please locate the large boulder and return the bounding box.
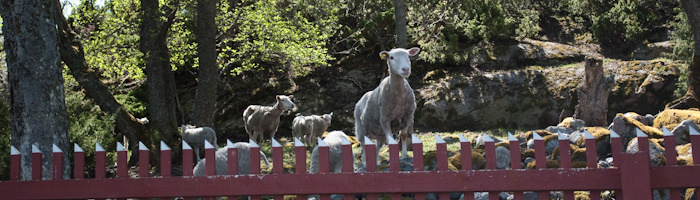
[670,119,698,145]
[626,138,666,166]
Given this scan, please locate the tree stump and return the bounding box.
[577,57,615,126]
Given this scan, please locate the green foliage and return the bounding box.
[70,0,144,79]
[516,9,542,39]
[64,79,119,167]
[217,0,340,76]
[665,8,693,97]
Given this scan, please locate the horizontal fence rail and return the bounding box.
[2,127,700,199]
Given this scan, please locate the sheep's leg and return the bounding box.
[194,147,201,162]
[401,136,409,159]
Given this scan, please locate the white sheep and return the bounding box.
[354,47,420,162]
[292,112,333,147]
[309,131,350,174]
[192,141,270,176]
[181,124,218,162]
[243,95,296,143]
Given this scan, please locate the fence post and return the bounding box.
[182,141,193,176]
[205,140,216,176]
[413,135,427,200]
[139,142,149,177]
[435,135,450,200]
[508,133,525,200]
[533,132,548,200]
[10,146,20,181]
[661,127,682,200]
[52,144,63,180]
[95,143,106,179]
[388,136,400,172]
[74,144,84,179]
[620,129,652,199]
[294,138,305,175]
[32,145,41,180]
[458,134,474,200]
[117,142,127,178]
[160,141,171,177]
[584,130,600,200]
[557,132,574,200]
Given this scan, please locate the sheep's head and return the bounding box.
[321,112,333,125]
[276,95,296,113]
[380,47,420,78]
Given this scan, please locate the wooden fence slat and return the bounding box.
[10,146,20,181]
[139,142,149,178]
[620,152,652,199]
[340,135,354,200]
[160,141,171,177]
[413,135,426,200]
[662,127,683,200]
[226,140,239,200]
[95,143,106,179]
[584,130,601,200]
[690,126,700,200]
[388,136,400,172]
[117,142,127,178]
[74,144,85,179]
[52,144,63,180]
[556,133,574,200]
[482,134,499,200]
[459,134,475,200]
[319,137,330,173]
[294,138,305,175]
[204,140,216,176]
[532,132,548,200]
[508,133,525,200]
[272,139,284,175]
[364,136,378,200]
[182,141,193,176]
[32,145,42,181]
[434,134,450,200]
[609,130,624,200]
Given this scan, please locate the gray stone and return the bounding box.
[626,138,665,166]
[495,146,511,169]
[671,119,698,145]
[545,126,574,135]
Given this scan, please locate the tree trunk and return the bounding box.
[394,0,408,48]
[51,0,152,166]
[0,0,71,180]
[577,57,614,126]
[669,0,700,109]
[140,0,181,160]
[192,0,220,129]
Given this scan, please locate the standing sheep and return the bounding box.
[354,47,419,162]
[243,95,296,143]
[182,124,218,162]
[292,112,333,147]
[309,130,351,174]
[193,141,270,176]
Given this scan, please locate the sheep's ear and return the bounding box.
[276,95,281,100]
[379,51,389,60]
[289,95,294,99]
[408,47,420,57]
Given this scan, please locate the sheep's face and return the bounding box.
[276,95,296,112]
[380,47,420,78]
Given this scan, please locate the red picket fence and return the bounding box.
[2,127,700,199]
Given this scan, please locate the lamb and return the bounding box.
[181,124,218,162]
[309,130,351,174]
[354,47,420,162]
[243,95,296,143]
[292,112,333,146]
[193,141,270,176]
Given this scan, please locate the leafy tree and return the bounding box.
[192,0,219,128]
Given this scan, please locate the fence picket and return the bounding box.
[249,139,262,200]
[226,140,240,200]
[364,136,378,200]
[52,144,63,180]
[95,143,106,179]
[531,132,548,200]
[74,144,84,179]
[459,134,475,200]
[690,127,700,200]
[662,127,683,200]
[584,130,601,200]
[204,140,216,176]
[10,146,20,181]
[294,138,306,175]
[160,141,171,177]
[435,135,451,200]
[557,133,574,200]
[508,133,524,200]
[117,142,127,178]
[32,145,41,181]
[413,135,427,200]
[182,141,193,176]
[341,134,354,200]
[139,142,149,178]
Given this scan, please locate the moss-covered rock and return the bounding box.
[654,109,700,130]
